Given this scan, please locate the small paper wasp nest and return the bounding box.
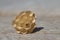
[13,11,36,34]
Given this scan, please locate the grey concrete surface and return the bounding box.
[0,0,60,40]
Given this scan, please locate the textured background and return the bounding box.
[0,0,60,40]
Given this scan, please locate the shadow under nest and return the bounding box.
[31,27,44,33]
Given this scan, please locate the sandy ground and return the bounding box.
[0,0,60,40]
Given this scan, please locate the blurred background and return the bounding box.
[0,0,60,40]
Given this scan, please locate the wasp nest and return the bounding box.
[12,11,36,34]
